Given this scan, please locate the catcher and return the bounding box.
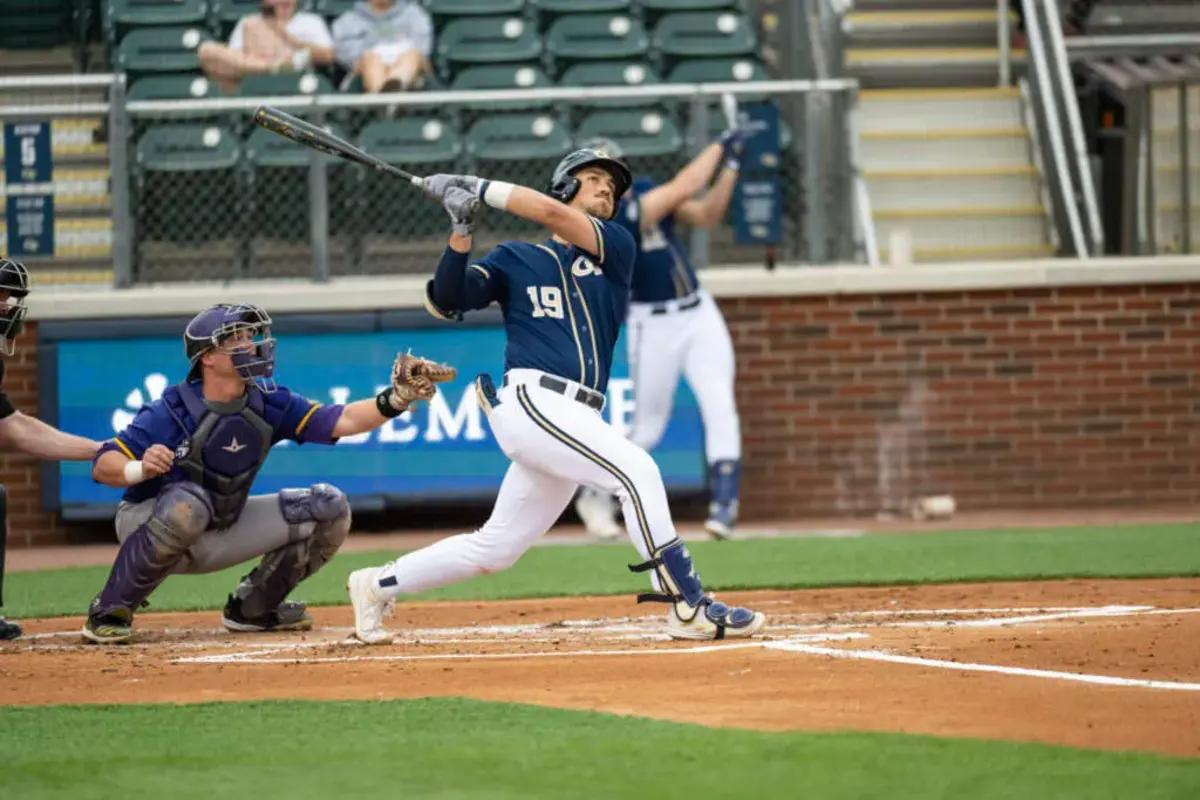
[82,302,454,644]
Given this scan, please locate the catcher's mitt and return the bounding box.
[389,351,457,410]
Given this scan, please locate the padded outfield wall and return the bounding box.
[5,257,1199,545]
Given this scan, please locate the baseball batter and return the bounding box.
[82,302,453,643]
[574,129,748,541]
[346,148,766,644]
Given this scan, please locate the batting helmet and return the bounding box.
[0,258,30,357]
[183,303,276,390]
[546,147,632,219]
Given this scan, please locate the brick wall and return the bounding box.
[722,282,1200,518]
[5,280,1199,546]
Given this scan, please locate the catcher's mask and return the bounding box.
[545,147,632,220]
[0,258,31,357]
[184,302,277,391]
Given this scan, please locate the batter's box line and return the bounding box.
[766,642,1200,692]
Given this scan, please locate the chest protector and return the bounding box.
[173,382,274,529]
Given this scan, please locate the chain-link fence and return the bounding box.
[115,80,861,283]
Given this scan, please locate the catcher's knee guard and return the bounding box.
[629,539,765,640]
[231,484,351,618]
[146,481,213,556]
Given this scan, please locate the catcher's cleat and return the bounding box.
[575,487,622,541]
[704,501,738,541]
[667,598,766,641]
[0,617,21,641]
[221,595,313,633]
[347,568,395,645]
[81,606,134,644]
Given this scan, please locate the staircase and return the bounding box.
[0,46,113,284]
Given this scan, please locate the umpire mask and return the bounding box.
[184,303,277,391]
[0,258,31,357]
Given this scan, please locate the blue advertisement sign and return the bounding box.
[4,121,54,257]
[53,324,706,512]
[732,103,782,246]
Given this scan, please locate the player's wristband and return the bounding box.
[123,460,145,485]
[478,180,515,211]
[376,389,406,418]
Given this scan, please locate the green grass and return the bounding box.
[0,698,1195,799]
[3,523,1198,619]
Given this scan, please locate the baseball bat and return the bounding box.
[252,105,425,188]
[720,92,740,130]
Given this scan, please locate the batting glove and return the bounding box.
[423,173,481,203]
[719,124,753,172]
[443,186,480,237]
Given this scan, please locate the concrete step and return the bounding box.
[866,165,1040,210]
[880,241,1057,263]
[844,9,1013,46]
[0,167,110,212]
[1087,2,1200,35]
[858,86,1023,132]
[860,126,1031,169]
[875,205,1048,249]
[847,46,1025,87]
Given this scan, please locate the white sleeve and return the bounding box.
[290,13,333,48]
[229,17,246,51]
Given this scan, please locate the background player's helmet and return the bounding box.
[546,147,632,219]
[0,258,31,357]
[184,302,277,390]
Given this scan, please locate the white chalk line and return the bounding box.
[767,642,1200,692]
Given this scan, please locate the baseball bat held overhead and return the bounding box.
[252,105,425,188]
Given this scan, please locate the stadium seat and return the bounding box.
[530,0,630,15]
[0,0,75,49]
[545,13,649,71]
[243,124,345,244]
[424,0,525,18]
[435,16,542,79]
[358,117,463,166]
[237,72,335,96]
[652,11,756,60]
[465,112,571,162]
[667,57,766,84]
[311,0,354,21]
[451,63,552,109]
[115,26,210,79]
[135,125,242,244]
[357,118,464,238]
[638,0,739,11]
[210,0,314,36]
[128,73,222,100]
[108,0,209,38]
[577,109,683,158]
[559,60,664,108]
[137,124,239,171]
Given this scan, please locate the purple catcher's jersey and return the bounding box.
[456,215,636,393]
[614,176,700,304]
[96,380,343,504]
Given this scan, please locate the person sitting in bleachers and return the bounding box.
[332,0,432,93]
[198,0,335,94]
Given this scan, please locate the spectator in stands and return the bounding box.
[198,0,335,94]
[332,0,433,93]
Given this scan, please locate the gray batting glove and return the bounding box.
[424,173,482,203]
[444,186,480,236]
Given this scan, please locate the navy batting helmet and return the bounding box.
[0,258,30,357]
[184,303,276,390]
[546,147,632,219]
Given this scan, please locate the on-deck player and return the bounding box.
[574,129,749,541]
[345,148,767,644]
[0,258,103,641]
[82,302,453,643]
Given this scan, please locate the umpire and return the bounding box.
[0,258,103,640]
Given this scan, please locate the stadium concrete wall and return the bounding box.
[9,259,1200,545]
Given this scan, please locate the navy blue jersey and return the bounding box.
[613,176,700,303]
[456,216,635,392]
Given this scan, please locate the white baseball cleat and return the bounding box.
[347,568,395,645]
[666,600,766,641]
[575,487,622,541]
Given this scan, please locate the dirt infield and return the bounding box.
[2,578,1198,758]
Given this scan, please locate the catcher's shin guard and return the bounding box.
[628,538,765,640]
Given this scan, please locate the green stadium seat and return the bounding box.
[115,26,210,78]
[667,57,766,84]
[530,0,630,15]
[357,118,464,238]
[243,123,346,245]
[137,124,240,171]
[135,125,242,246]
[638,0,738,11]
[465,112,571,162]
[652,11,755,60]
[577,109,683,158]
[0,0,74,49]
[108,0,208,31]
[245,124,345,168]
[424,0,525,17]
[210,0,315,34]
[435,16,541,79]
[559,60,664,107]
[311,0,354,21]
[545,13,648,68]
[128,73,222,100]
[237,71,335,96]
[358,117,463,166]
[451,63,552,109]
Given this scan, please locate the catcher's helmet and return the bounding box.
[183,302,276,390]
[545,147,631,219]
[0,258,31,357]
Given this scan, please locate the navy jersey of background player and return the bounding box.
[458,216,636,392]
[615,176,699,303]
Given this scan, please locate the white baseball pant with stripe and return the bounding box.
[371,369,677,597]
